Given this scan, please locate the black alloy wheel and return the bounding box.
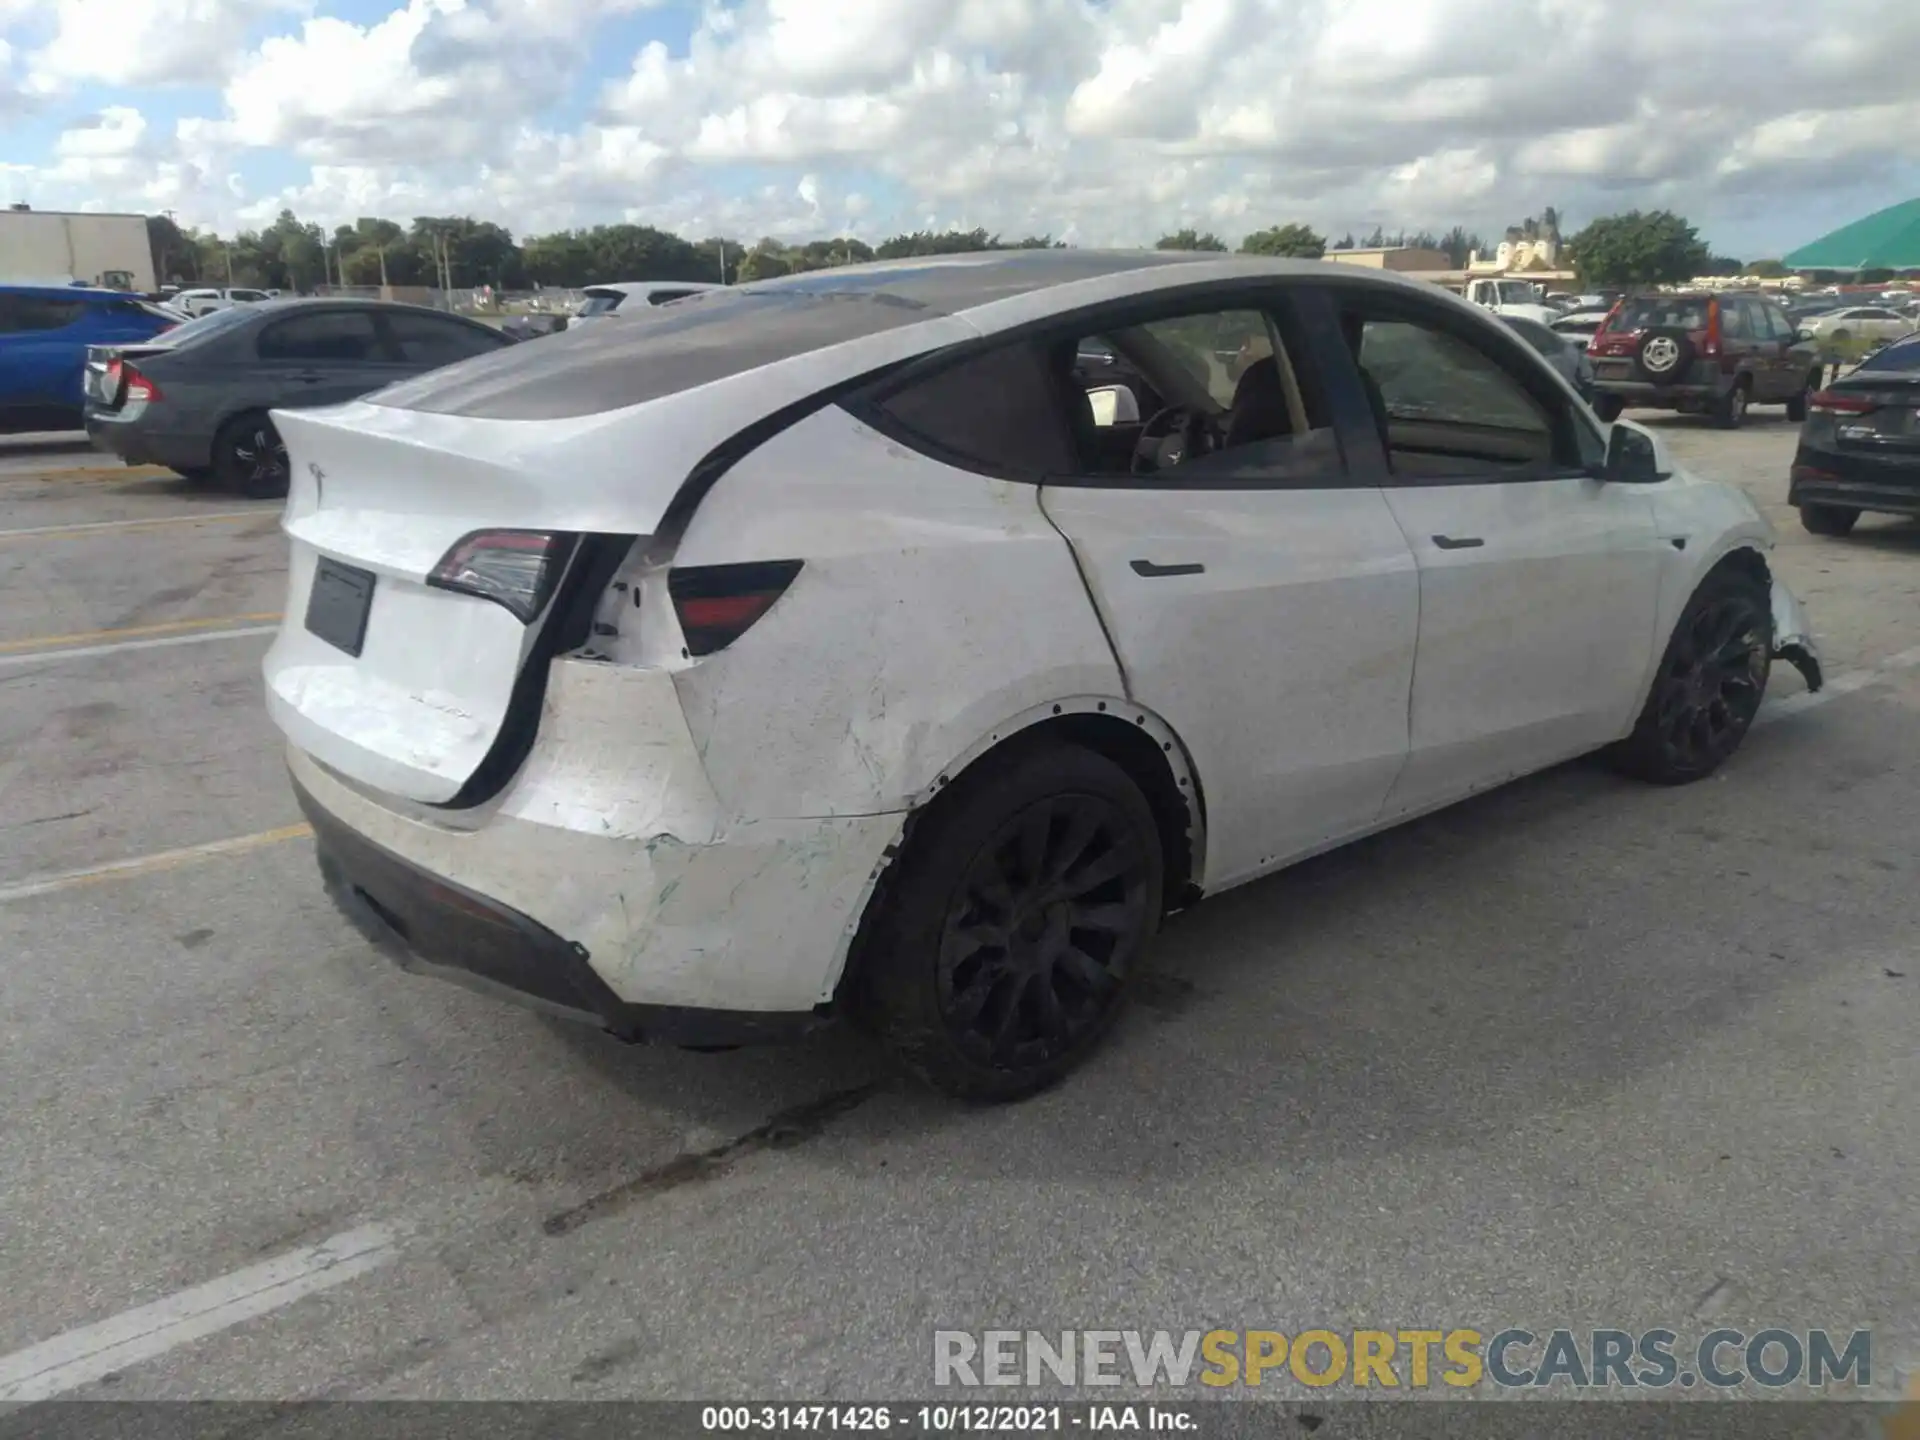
[935,793,1153,1073]
[855,742,1165,1102]
[1611,572,1771,784]
[217,414,289,499]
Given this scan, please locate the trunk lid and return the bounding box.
[84,341,176,409]
[1819,374,1920,454]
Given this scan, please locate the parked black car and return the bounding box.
[1586,292,1820,428]
[83,298,514,497]
[1789,334,1920,537]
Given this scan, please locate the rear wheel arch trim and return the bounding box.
[819,696,1209,1008]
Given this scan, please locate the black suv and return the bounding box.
[1587,292,1821,428]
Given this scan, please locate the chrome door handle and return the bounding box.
[1130,559,1206,577]
[1432,535,1484,550]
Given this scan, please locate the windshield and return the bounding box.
[1615,297,1710,332]
[577,289,626,317]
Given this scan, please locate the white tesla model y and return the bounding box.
[265,251,1822,1101]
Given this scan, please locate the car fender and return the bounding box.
[818,692,1209,1003]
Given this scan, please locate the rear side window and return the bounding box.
[385,311,506,367]
[258,311,384,362]
[1616,298,1710,332]
[369,288,938,419]
[868,342,1075,475]
[1720,301,1750,339]
[0,296,86,333]
[578,290,625,316]
[646,289,703,306]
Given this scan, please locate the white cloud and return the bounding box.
[6,0,1919,255]
[28,0,310,89]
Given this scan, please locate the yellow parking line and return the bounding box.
[0,612,283,654]
[0,511,267,542]
[0,464,176,485]
[0,824,314,905]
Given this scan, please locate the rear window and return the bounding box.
[1860,338,1920,373]
[369,287,939,420]
[578,290,625,316]
[1614,298,1711,332]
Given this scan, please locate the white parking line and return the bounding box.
[1757,644,1920,727]
[0,1222,405,1402]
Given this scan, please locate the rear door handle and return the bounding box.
[1130,559,1206,577]
[1431,534,1484,550]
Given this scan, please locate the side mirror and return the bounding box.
[1087,384,1140,428]
[1602,420,1663,484]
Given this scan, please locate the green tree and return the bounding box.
[1438,225,1482,267]
[1563,210,1710,288]
[1240,223,1326,259]
[1155,229,1228,252]
[733,240,793,282]
[1699,254,1744,277]
[145,214,200,285]
[1744,259,1789,279]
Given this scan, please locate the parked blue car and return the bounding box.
[0,283,179,435]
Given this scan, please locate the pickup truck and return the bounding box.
[0,283,178,435]
[1451,277,1563,328]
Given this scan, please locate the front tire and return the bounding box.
[855,742,1164,1102]
[213,412,289,499]
[1608,568,1771,785]
[1799,503,1859,537]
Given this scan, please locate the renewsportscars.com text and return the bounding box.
[933,1328,1872,1391]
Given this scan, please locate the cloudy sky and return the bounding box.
[2,0,1916,257]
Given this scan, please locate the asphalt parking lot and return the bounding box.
[0,413,1915,1425]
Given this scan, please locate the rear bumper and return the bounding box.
[1591,377,1729,407]
[1789,450,1920,516]
[299,776,820,1046]
[84,410,212,472]
[283,665,907,1020]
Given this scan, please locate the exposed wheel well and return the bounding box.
[1711,545,1769,591]
[831,711,1204,1016]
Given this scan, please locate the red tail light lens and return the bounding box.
[123,364,161,403]
[668,560,804,656]
[1696,299,1721,358]
[428,529,578,622]
[1809,390,1875,415]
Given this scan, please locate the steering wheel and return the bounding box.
[1132,405,1213,475]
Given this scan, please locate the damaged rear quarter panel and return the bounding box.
[666,405,1128,820]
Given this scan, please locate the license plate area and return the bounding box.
[306,558,376,657]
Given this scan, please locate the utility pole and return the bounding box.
[718,239,727,284]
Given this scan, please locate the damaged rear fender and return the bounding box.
[1770,580,1823,692]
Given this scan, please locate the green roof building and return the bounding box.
[1783,198,1920,273]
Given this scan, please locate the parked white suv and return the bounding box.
[266,252,1822,1101]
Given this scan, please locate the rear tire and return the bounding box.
[1608,567,1771,785]
[1593,394,1625,423]
[1711,378,1750,429]
[1799,503,1859,537]
[213,412,289,499]
[854,742,1163,1103]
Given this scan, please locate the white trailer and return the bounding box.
[0,209,156,293]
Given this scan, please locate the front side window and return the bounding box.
[1720,300,1750,339]
[257,311,384,362]
[1340,300,1564,474]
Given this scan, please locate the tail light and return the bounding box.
[1697,299,1721,358]
[1808,390,1875,415]
[122,363,162,403]
[428,529,579,622]
[1587,300,1626,354]
[668,560,804,656]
